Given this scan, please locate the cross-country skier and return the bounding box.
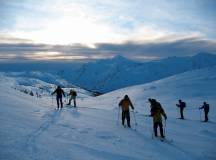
[51,86,65,109]
[176,99,186,119]
[67,89,77,107]
[199,102,210,122]
[149,98,167,138]
[118,95,134,128]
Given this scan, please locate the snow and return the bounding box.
[62,52,216,92]
[1,67,216,160]
[1,53,216,93]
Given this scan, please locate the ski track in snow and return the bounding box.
[25,109,62,159]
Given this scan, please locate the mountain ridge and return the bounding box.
[66,52,216,92]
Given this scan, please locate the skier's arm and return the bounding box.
[161,108,167,120]
[150,108,154,117]
[129,99,134,110]
[51,89,56,95]
[62,90,65,97]
[199,105,204,109]
[118,100,123,107]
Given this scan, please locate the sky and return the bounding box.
[0,0,216,61]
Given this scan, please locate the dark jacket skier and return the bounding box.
[199,102,210,122]
[119,95,134,128]
[176,99,186,119]
[52,86,65,109]
[149,98,167,138]
[67,89,77,107]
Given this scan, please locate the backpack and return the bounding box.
[205,104,209,112]
[72,91,77,96]
[182,102,186,108]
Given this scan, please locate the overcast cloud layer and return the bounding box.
[0,0,215,61]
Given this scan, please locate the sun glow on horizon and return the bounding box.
[23,52,88,60]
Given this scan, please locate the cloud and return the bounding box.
[0,33,215,61]
[1,0,216,46]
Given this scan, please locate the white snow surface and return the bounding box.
[1,67,216,160]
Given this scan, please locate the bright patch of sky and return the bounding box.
[0,0,215,60]
[1,0,215,44]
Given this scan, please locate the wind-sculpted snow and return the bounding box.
[0,67,216,160]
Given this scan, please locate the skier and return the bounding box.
[51,86,65,109]
[176,99,186,119]
[118,95,134,128]
[149,98,167,138]
[199,102,210,122]
[67,89,77,107]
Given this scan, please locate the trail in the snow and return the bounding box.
[25,109,62,159]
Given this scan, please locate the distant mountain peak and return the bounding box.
[112,55,129,61]
[194,52,215,57]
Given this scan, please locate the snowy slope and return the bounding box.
[1,67,216,160]
[0,72,95,98]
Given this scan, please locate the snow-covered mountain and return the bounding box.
[1,52,215,93]
[1,66,215,160]
[62,52,216,92]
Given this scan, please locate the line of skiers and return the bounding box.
[52,86,210,139]
[176,99,209,122]
[51,86,77,109]
[118,95,210,139]
[118,95,167,138]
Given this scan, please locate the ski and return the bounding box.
[143,114,151,117]
[55,107,62,110]
[121,125,136,131]
[64,104,76,108]
[153,136,173,144]
[122,125,136,131]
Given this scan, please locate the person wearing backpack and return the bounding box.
[149,98,167,138]
[199,102,210,122]
[118,95,134,128]
[176,99,186,119]
[67,89,77,107]
[51,86,65,109]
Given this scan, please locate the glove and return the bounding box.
[164,115,167,120]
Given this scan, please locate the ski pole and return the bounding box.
[151,117,154,139]
[164,119,166,137]
[132,110,138,126]
[52,95,54,106]
[199,108,202,121]
[117,106,120,125]
[151,119,154,139]
[176,106,178,118]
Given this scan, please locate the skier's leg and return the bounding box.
[74,98,76,107]
[159,122,165,138]
[122,111,125,126]
[154,122,158,137]
[67,98,72,105]
[60,97,63,108]
[180,108,184,119]
[56,97,59,108]
[126,111,131,127]
[205,111,208,122]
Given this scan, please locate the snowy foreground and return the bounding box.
[1,67,216,160]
